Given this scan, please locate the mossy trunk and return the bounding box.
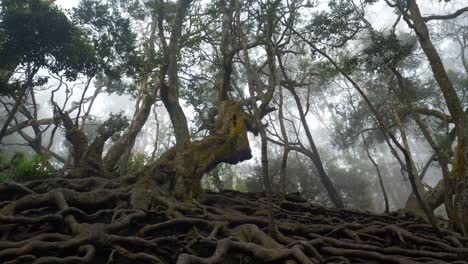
[452,140,467,235]
[405,0,468,234]
[130,100,255,208]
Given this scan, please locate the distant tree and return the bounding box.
[0,0,96,142]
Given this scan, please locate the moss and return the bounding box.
[451,140,465,181]
[449,139,467,234]
[141,100,253,201]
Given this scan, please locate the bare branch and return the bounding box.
[423,6,468,22]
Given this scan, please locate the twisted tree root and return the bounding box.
[0,177,467,264]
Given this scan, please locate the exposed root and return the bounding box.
[1,178,468,263]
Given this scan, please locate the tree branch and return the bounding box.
[423,7,468,22]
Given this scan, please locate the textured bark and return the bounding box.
[131,100,255,203]
[236,0,277,237]
[405,0,468,234]
[104,9,159,172]
[56,108,112,179]
[104,93,156,171]
[387,77,426,211]
[424,179,447,210]
[159,0,192,147]
[406,1,464,125]
[217,0,236,101]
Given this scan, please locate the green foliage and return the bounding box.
[127,152,148,172]
[180,76,217,131]
[306,0,365,47]
[0,0,97,79]
[0,151,53,182]
[235,147,375,210]
[362,31,416,73]
[73,0,143,84]
[97,112,130,140]
[202,164,235,191]
[339,53,360,75]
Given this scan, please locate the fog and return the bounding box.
[1,0,466,215]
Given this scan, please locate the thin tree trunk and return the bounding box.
[150,105,160,160]
[217,0,235,101]
[236,0,276,235]
[0,67,38,143]
[104,94,156,171]
[288,29,439,229]
[287,87,345,209]
[104,11,159,171]
[362,135,390,214]
[278,84,289,198]
[391,67,455,223]
[386,77,425,206]
[260,126,276,236]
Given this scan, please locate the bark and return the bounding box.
[151,105,161,160]
[217,0,236,101]
[55,105,112,179]
[412,113,454,218]
[273,51,344,208]
[392,66,456,225]
[159,0,192,147]
[132,100,255,202]
[1,179,468,264]
[278,84,289,197]
[235,0,277,236]
[4,118,55,137]
[406,0,465,126]
[104,10,159,172]
[286,29,438,229]
[286,86,345,209]
[104,94,156,171]
[0,67,39,143]
[404,0,468,234]
[386,76,426,209]
[362,135,390,214]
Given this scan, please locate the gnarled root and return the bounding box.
[1,178,468,264]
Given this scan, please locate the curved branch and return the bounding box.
[423,7,468,22]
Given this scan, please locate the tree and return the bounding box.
[0,0,96,142]
[1,0,468,263]
[382,0,468,235]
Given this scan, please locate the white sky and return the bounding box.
[55,0,79,9]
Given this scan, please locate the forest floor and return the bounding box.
[1,176,468,263]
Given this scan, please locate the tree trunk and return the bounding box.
[405,0,468,234]
[236,0,277,236]
[131,100,255,205]
[104,9,159,172]
[362,135,390,214]
[0,67,38,143]
[278,84,289,197]
[104,93,156,171]
[386,77,426,210]
[159,0,192,148]
[287,87,345,209]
